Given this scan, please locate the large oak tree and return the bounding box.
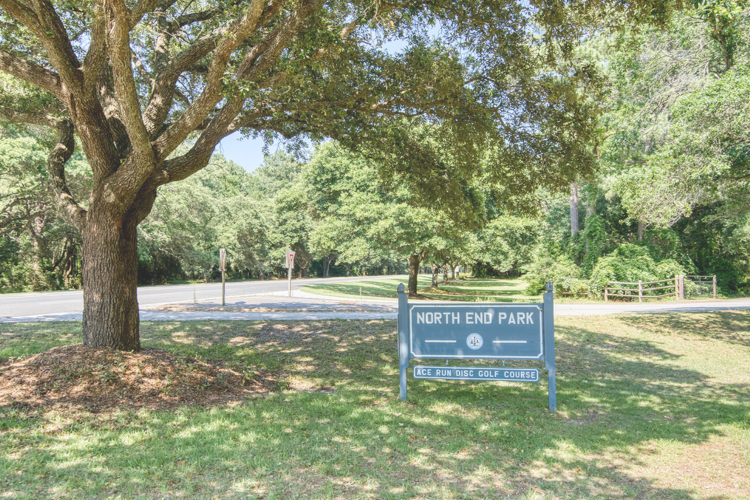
[0,0,675,349]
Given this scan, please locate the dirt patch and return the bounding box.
[0,344,275,412]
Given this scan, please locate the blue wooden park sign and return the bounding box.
[397,282,556,411]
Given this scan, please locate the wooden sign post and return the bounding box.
[219,248,226,306]
[285,250,296,297]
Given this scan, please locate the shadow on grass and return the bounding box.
[1,314,749,498]
[617,310,750,348]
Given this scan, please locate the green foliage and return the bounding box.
[0,125,86,292]
[470,216,542,276]
[580,214,608,274]
[523,255,588,296]
[589,244,691,296]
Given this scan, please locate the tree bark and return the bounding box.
[570,182,579,237]
[637,219,645,241]
[431,263,439,288]
[81,210,140,351]
[29,212,49,291]
[408,251,427,296]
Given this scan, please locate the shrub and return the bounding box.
[589,244,690,296]
[523,256,588,295]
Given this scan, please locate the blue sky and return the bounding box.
[216,133,273,172]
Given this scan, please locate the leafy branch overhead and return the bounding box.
[0,0,677,225]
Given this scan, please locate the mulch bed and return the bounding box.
[0,345,275,413]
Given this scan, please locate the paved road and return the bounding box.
[2,284,749,322]
[0,275,404,319]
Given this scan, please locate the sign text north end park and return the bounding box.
[410,305,543,360]
[397,282,556,411]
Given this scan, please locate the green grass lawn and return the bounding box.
[1,312,749,499]
[303,277,574,302]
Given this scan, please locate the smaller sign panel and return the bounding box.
[219,248,226,272]
[285,250,296,269]
[413,365,539,382]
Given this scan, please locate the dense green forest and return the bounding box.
[1,3,749,297]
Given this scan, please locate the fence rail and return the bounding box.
[604,275,717,302]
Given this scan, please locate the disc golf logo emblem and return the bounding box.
[466,333,483,350]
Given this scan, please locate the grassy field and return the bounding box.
[1,312,749,499]
[303,277,575,302]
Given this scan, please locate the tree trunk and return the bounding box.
[431,263,439,288]
[29,212,50,291]
[570,182,579,237]
[408,254,421,295]
[451,263,456,280]
[81,211,140,351]
[408,251,427,296]
[637,219,645,241]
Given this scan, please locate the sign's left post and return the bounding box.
[397,283,409,400]
[219,249,226,306]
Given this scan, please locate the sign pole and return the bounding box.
[219,248,226,307]
[397,283,409,401]
[543,281,556,412]
[285,250,295,298]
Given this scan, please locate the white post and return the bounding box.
[285,249,295,298]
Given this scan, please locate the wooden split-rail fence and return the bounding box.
[604,275,717,302]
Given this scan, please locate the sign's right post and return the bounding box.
[543,281,556,412]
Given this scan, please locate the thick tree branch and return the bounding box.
[0,50,62,98]
[160,0,327,182]
[28,0,82,85]
[47,120,87,228]
[0,0,44,37]
[141,30,223,135]
[142,0,289,136]
[106,0,155,167]
[82,1,108,96]
[129,0,165,27]
[0,105,62,127]
[153,0,266,158]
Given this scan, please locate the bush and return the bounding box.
[523,256,588,295]
[589,244,690,296]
